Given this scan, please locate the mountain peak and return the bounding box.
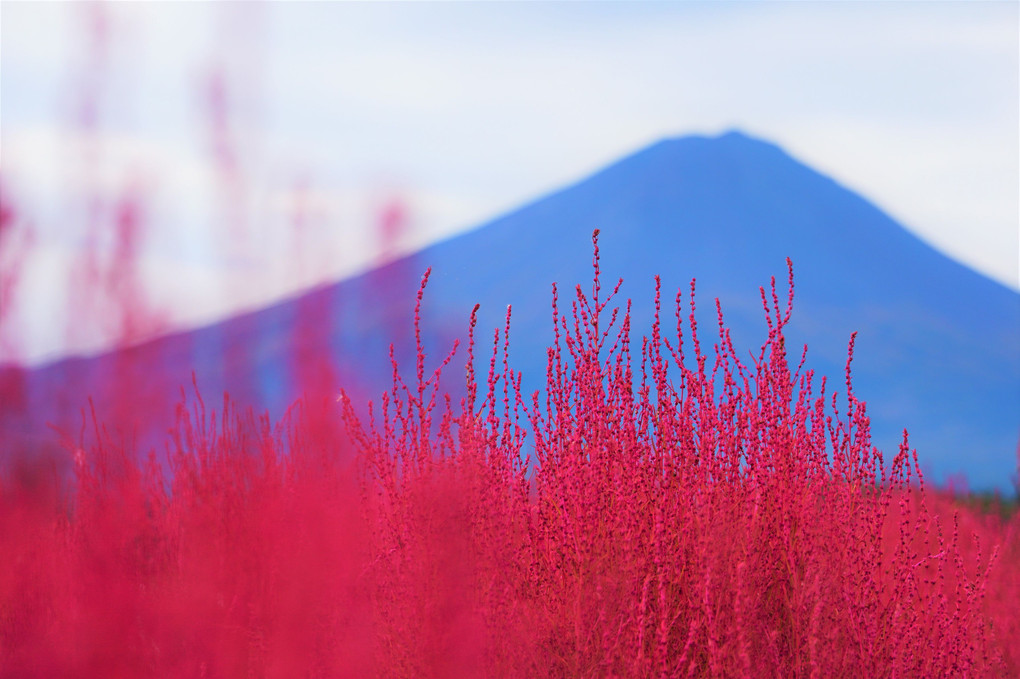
[653,128,770,149]
[613,129,791,181]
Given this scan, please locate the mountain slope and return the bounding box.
[5,131,1017,491]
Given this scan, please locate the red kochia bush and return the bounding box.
[341,231,1012,677]
[3,231,1017,677]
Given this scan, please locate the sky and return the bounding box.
[1,1,1018,365]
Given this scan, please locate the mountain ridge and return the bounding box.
[4,130,1017,492]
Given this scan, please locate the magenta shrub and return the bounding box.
[2,232,1018,677]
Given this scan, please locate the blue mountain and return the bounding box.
[4,131,1017,492]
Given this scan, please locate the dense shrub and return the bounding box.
[2,232,1017,677]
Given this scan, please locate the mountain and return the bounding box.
[3,131,1018,492]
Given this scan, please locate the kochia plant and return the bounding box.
[2,231,1016,677]
[342,230,1009,677]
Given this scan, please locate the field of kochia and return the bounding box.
[2,234,1018,677]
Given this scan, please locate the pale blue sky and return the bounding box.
[1,1,1017,364]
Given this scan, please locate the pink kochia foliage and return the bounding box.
[3,231,1018,677]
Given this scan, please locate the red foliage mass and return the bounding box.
[2,232,1018,677]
